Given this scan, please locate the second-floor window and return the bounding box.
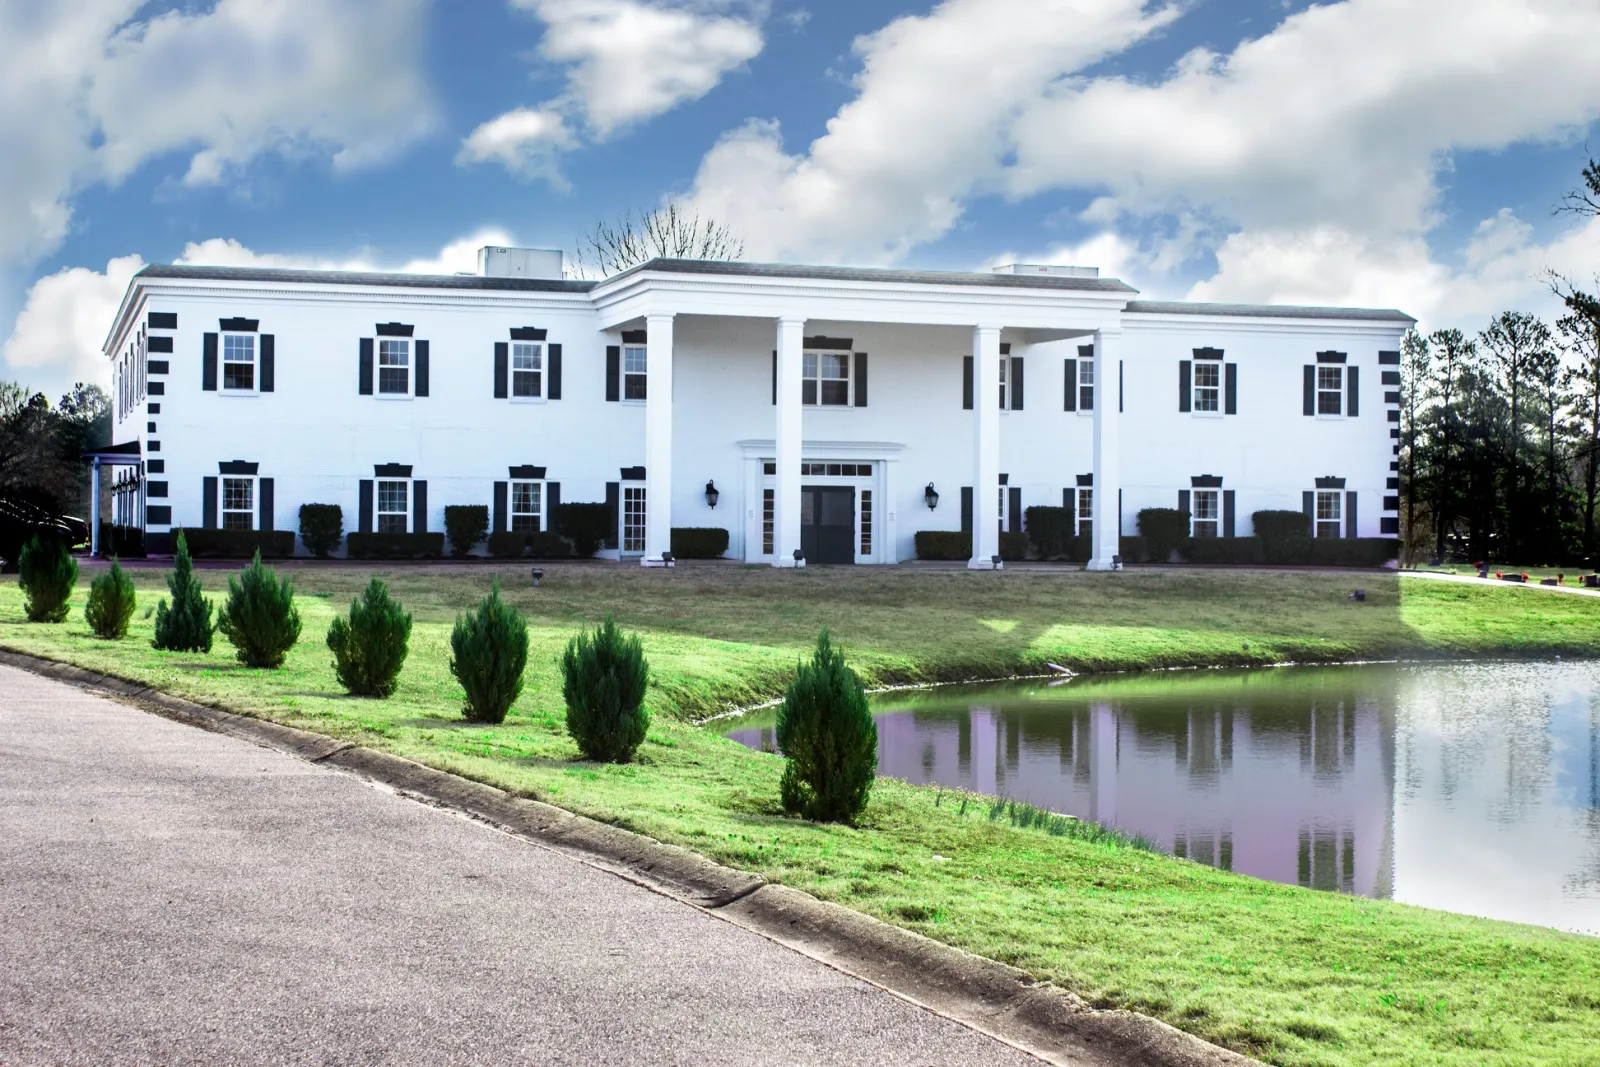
[222,334,255,392]
[1079,359,1095,411]
[1192,489,1219,538]
[804,352,850,405]
[379,339,410,395]
[623,345,647,400]
[377,479,409,533]
[1193,361,1220,412]
[512,343,542,398]
[1317,366,1343,415]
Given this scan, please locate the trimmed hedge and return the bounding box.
[1253,510,1312,565]
[670,527,730,559]
[178,528,296,559]
[1186,536,1266,565]
[444,505,489,558]
[557,503,611,558]
[999,531,1029,561]
[1309,537,1401,567]
[1137,508,1190,563]
[487,530,573,559]
[915,531,970,560]
[1024,506,1074,559]
[1119,535,1145,563]
[344,532,446,559]
[298,504,343,559]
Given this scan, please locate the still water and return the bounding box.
[724,662,1600,934]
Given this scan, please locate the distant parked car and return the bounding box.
[0,495,88,572]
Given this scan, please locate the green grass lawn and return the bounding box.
[5,561,1600,1067]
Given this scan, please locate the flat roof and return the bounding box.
[611,258,1141,294]
[134,264,596,293]
[1125,299,1415,324]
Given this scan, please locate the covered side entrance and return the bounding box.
[801,486,855,564]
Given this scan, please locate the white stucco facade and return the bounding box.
[102,256,1413,566]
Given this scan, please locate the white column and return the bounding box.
[643,313,675,564]
[89,458,101,556]
[774,317,804,567]
[969,324,1002,568]
[1087,329,1123,570]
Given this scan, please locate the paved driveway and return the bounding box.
[0,664,1038,1067]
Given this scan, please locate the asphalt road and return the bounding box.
[0,664,1039,1067]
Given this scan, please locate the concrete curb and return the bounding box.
[0,647,1258,1067]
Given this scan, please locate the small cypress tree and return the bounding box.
[153,530,216,652]
[326,577,412,697]
[217,550,302,668]
[84,557,137,638]
[18,536,77,623]
[561,615,650,762]
[449,579,527,723]
[776,630,878,823]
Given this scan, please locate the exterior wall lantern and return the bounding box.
[705,480,719,508]
[924,482,940,510]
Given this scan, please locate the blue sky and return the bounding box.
[4,0,1600,399]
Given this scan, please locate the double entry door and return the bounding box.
[800,486,855,564]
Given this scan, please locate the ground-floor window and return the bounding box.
[1192,489,1219,538]
[1315,490,1342,539]
[510,480,542,532]
[859,490,873,556]
[762,488,774,554]
[222,477,254,531]
[1077,488,1093,542]
[377,479,409,534]
[623,486,646,553]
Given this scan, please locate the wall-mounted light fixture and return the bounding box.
[705,479,719,508]
[924,482,940,510]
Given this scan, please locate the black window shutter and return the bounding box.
[771,351,777,405]
[1063,488,1075,529]
[494,342,508,399]
[359,479,374,533]
[1346,491,1357,538]
[493,481,507,533]
[1063,359,1077,411]
[962,356,974,409]
[1178,360,1191,412]
[1178,489,1190,517]
[548,343,562,399]
[1303,365,1315,415]
[202,334,218,391]
[1224,363,1237,415]
[259,477,274,532]
[1302,490,1314,524]
[1347,365,1359,417]
[1118,360,1124,413]
[260,335,275,392]
[1008,487,1022,533]
[412,481,427,533]
[547,482,560,532]
[854,352,868,407]
[1223,489,1235,537]
[960,487,973,534]
[606,346,621,402]
[359,339,373,395]
[605,481,620,547]
[202,476,218,528]
[415,340,429,397]
[1010,357,1024,410]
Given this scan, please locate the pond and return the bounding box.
[723,661,1600,934]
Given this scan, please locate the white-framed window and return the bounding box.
[222,476,255,531]
[377,479,410,533]
[1315,491,1341,539]
[622,485,647,553]
[378,339,410,395]
[1079,358,1095,411]
[859,490,873,556]
[1193,361,1221,412]
[222,333,256,392]
[510,480,543,532]
[1317,365,1343,416]
[803,351,850,406]
[1077,488,1093,541]
[1192,489,1219,538]
[512,343,542,399]
[762,488,775,555]
[998,358,1009,410]
[623,345,648,400]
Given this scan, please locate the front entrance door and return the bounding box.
[801,486,855,564]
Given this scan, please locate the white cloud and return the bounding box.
[457,108,576,187]
[0,0,436,267]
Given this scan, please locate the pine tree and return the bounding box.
[561,615,650,762]
[327,578,412,697]
[17,536,77,623]
[449,579,527,723]
[217,550,302,668]
[152,530,215,652]
[84,557,136,639]
[775,630,878,823]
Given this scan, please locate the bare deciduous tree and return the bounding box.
[573,204,745,279]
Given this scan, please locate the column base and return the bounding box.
[770,557,805,568]
[967,558,1002,570]
[1085,557,1123,571]
[640,557,675,568]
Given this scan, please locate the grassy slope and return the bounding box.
[4,563,1599,1067]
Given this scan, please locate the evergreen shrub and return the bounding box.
[1023,506,1074,559]
[776,630,877,823]
[84,558,136,638]
[487,530,572,558]
[326,578,412,697]
[669,527,729,559]
[1137,508,1191,563]
[1118,535,1145,564]
[561,615,650,762]
[1253,510,1313,564]
[449,579,528,723]
[344,532,445,559]
[557,503,611,558]
[1308,537,1401,568]
[217,550,302,668]
[298,504,344,558]
[180,528,295,558]
[153,530,215,652]
[1186,536,1265,565]
[18,536,77,622]
[914,531,970,560]
[444,505,489,558]
[999,531,1029,561]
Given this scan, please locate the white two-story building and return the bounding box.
[101,248,1413,568]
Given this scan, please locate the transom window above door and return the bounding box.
[512,343,542,398]
[222,334,255,392]
[378,339,410,395]
[803,352,850,405]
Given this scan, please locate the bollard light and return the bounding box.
[530,567,544,587]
